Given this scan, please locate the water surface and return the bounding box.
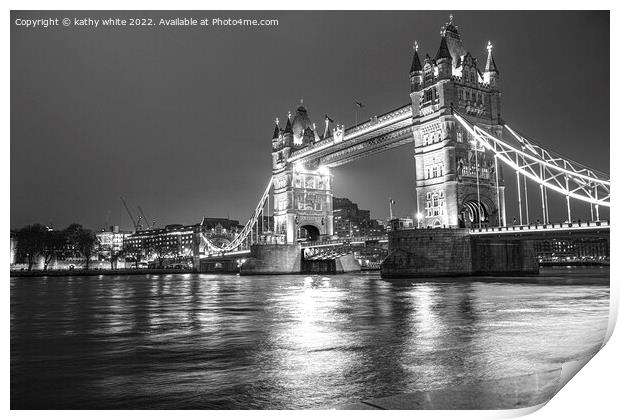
[11,267,609,409]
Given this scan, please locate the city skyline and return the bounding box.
[11,10,609,230]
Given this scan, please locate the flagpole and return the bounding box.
[354,100,365,127]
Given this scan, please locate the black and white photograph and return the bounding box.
[8,4,616,415]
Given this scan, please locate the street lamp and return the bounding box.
[416,212,424,228]
[471,138,483,229]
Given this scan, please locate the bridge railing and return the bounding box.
[469,219,609,234]
[300,235,388,249]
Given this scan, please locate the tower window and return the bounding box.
[426,191,445,217]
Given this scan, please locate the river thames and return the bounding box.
[10,267,609,409]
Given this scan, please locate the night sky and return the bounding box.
[11,10,609,230]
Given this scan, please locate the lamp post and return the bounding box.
[471,138,483,230]
[416,212,424,228]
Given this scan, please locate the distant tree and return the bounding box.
[171,237,183,261]
[124,241,144,269]
[109,250,119,270]
[149,242,177,268]
[76,229,97,270]
[15,224,47,271]
[41,230,66,270]
[63,223,84,258]
[62,224,97,269]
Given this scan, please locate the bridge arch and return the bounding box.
[458,194,498,228]
[299,224,321,242]
[462,200,488,225]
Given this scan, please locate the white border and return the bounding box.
[5,2,617,419]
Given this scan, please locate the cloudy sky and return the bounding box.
[11,10,609,230]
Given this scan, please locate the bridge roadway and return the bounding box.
[198,222,609,274]
[300,235,388,249]
[202,221,610,256]
[301,220,610,249]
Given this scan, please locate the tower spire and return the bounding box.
[284,111,293,134]
[272,117,280,139]
[485,40,499,73]
[410,41,422,73]
[483,41,499,87]
[435,35,451,61]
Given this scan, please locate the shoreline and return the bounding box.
[9,265,609,286]
[10,268,197,277]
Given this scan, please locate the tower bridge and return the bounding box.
[198,15,610,277]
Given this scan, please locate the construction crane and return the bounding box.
[120,197,143,232]
[138,206,156,229]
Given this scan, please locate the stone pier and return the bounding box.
[240,244,361,275]
[240,244,302,275]
[380,228,539,278]
[301,253,361,274]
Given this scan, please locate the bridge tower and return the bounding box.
[410,16,506,228]
[271,104,334,243]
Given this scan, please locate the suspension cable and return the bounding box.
[453,112,609,208]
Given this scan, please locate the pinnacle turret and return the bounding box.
[284,112,293,134]
[435,36,451,61]
[483,41,499,87]
[484,41,499,74]
[410,41,422,73]
[272,118,280,139]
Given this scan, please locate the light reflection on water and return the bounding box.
[10,267,609,409]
